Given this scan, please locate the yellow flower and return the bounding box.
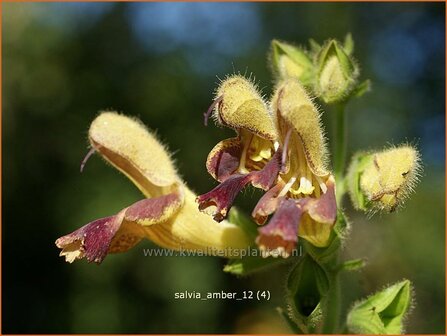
[198,77,338,257]
[55,112,251,264]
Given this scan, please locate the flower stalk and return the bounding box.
[320,101,347,333]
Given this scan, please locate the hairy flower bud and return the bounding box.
[347,145,421,213]
[270,40,314,86]
[315,39,358,103]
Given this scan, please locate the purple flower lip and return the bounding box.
[252,183,284,225]
[56,192,182,264]
[197,150,282,222]
[197,174,252,222]
[256,198,303,258]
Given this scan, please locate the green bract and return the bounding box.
[346,152,374,211]
[286,254,330,331]
[347,280,413,334]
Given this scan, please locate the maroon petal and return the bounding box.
[302,177,337,224]
[125,192,183,225]
[108,226,144,254]
[250,149,282,190]
[55,212,125,264]
[198,150,282,222]
[197,174,252,222]
[251,183,284,225]
[256,198,303,258]
[206,138,242,182]
[56,191,183,264]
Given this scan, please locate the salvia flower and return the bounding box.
[55,112,251,264]
[347,145,421,213]
[198,77,338,257]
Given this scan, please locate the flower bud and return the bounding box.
[270,40,314,86]
[315,39,358,103]
[347,145,421,213]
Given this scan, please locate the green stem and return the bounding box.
[333,102,347,205]
[321,103,348,333]
[277,307,304,334]
[321,267,341,333]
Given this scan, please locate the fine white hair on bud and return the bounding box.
[347,144,422,213]
[315,39,359,103]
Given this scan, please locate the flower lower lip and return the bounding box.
[197,150,282,222]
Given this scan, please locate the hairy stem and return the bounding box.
[333,102,347,205]
[321,265,341,333]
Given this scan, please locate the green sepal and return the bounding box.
[228,207,258,243]
[352,79,371,98]
[309,38,322,54]
[346,152,374,211]
[337,258,366,272]
[286,254,330,331]
[347,280,413,334]
[270,39,314,86]
[344,33,354,55]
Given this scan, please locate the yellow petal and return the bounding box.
[144,188,252,256]
[272,78,329,177]
[89,112,179,197]
[214,75,277,140]
[298,213,332,248]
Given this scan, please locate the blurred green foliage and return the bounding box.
[3,2,444,333]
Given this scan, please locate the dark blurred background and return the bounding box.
[3,2,445,334]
